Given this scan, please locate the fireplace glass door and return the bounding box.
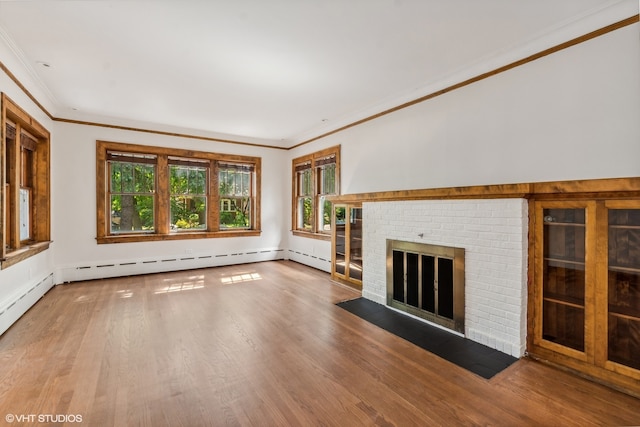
[387,240,464,334]
[393,252,454,321]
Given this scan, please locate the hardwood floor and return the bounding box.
[0,260,639,426]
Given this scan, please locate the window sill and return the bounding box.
[97,230,261,244]
[1,241,52,269]
[291,230,332,241]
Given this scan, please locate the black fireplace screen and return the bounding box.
[387,240,465,333]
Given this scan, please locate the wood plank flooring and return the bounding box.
[0,260,639,426]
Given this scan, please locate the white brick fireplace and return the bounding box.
[362,199,528,357]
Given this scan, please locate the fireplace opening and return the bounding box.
[387,240,465,334]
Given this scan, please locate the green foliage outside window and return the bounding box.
[109,155,254,233]
[321,198,332,230]
[219,168,252,229]
[298,197,313,230]
[110,161,155,232]
[170,165,207,230]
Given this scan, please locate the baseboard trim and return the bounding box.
[0,272,55,336]
[55,248,285,283]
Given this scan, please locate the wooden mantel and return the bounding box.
[326,177,640,204]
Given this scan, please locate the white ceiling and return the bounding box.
[0,0,636,148]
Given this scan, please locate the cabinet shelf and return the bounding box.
[609,224,640,230]
[609,305,640,320]
[609,265,640,274]
[544,294,585,310]
[544,257,586,267]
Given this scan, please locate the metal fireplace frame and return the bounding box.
[386,239,465,334]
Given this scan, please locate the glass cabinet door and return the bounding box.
[332,204,363,289]
[541,207,586,352]
[531,199,640,395]
[348,207,362,281]
[606,205,640,370]
[334,206,347,276]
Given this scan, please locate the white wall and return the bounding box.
[294,23,640,193]
[0,38,57,335]
[52,122,289,282]
[288,22,640,269]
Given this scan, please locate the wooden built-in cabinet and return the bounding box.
[328,178,640,396]
[530,198,640,396]
[331,203,362,289]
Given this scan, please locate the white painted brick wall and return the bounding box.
[362,199,528,357]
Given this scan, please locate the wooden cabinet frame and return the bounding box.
[531,200,596,362]
[529,197,640,398]
[331,203,362,289]
[599,200,640,379]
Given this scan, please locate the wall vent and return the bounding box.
[0,273,55,336]
[287,249,332,272]
[57,248,285,283]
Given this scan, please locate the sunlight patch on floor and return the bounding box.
[155,275,205,294]
[220,272,262,285]
[117,289,134,298]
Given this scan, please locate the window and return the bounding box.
[19,131,36,241]
[295,162,313,231]
[1,93,51,268]
[97,141,260,243]
[219,163,254,229]
[292,145,340,239]
[316,156,337,233]
[108,152,156,233]
[169,158,208,231]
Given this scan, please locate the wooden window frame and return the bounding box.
[218,162,255,230]
[107,151,158,234]
[291,145,340,240]
[96,140,261,244]
[1,93,51,268]
[168,158,209,232]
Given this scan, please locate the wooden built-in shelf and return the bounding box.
[609,224,640,230]
[544,222,585,227]
[609,305,640,320]
[531,198,640,398]
[609,265,640,274]
[543,296,584,310]
[544,257,586,267]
